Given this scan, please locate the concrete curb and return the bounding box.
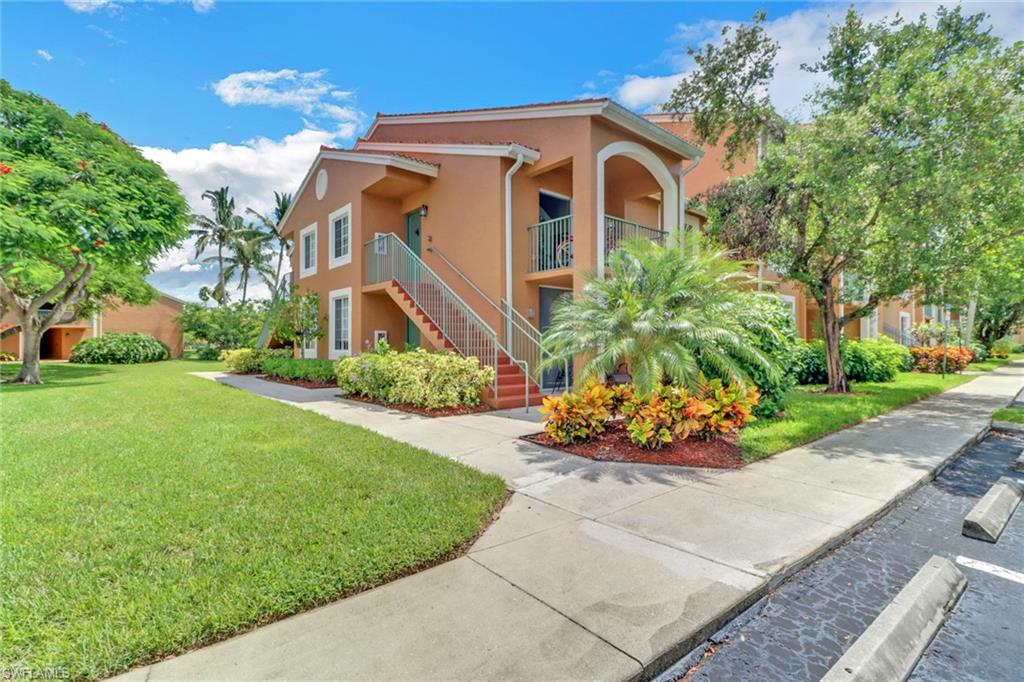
[822,555,966,682]
[1015,448,1024,472]
[962,476,1024,543]
[992,420,1024,435]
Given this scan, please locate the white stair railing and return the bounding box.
[364,233,529,407]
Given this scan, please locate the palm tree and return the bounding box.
[190,187,244,304]
[541,231,778,395]
[246,191,293,295]
[217,226,276,303]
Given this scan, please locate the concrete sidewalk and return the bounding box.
[121,364,1024,681]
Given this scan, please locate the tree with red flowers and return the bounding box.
[0,81,188,383]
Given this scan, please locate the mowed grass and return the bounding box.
[740,372,975,462]
[0,361,506,680]
[966,352,1024,372]
[993,406,1024,424]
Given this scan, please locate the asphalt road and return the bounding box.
[658,429,1024,682]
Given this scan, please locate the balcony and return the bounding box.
[526,215,666,273]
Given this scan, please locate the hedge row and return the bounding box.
[69,333,169,364]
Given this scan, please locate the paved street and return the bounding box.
[662,429,1024,682]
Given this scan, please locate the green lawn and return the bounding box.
[966,352,1024,372]
[740,372,975,462]
[1,361,506,680]
[993,406,1024,424]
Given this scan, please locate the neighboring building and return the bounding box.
[278,98,705,408]
[0,293,185,360]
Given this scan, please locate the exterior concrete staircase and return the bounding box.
[366,233,544,409]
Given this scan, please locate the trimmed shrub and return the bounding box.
[731,296,796,417]
[790,340,829,384]
[335,347,495,409]
[990,339,1013,359]
[221,348,262,374]
[539,380,615,445]
[69,332,169,364]
[0,351,16,362]
[261,356,336,383]
[194,345,221,361]
[969,342,988,362]
[221,348,292,374]
[843,336,911,382]
[910,345,974,373]
[790,337,911,385]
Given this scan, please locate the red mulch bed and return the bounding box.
[341,393,492,418]
[259,374,338,389]
[523,421,745,468]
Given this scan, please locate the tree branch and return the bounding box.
[38,262,94,334]
[29,250,87,315]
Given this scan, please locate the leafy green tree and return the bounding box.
[178,300,267,352]
[271,285,324,354]
[683,7,1024,391]
[190,187,243,304]
[0,81,187,383]
[541,233,778,396]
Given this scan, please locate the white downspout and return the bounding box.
[504,152,526,343]
[678,155,702,235]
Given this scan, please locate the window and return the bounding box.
[374,329,388,347]
[924,304,936,319]
[329,287,352,359]
[329,203,352,268]
[777,294,798,330]
[861,309,879,339]
[299,223,317,278]
[373,232,389,255]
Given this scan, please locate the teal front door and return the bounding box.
[404,211,422,349]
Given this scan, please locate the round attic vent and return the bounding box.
[315,169,328,200]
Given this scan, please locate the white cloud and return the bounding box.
[36,49,54,61]
[140,126,337,298]
[64,0,117,13]
[212,68,365,128]
[65,0,213,14]
[615,1,1024,116]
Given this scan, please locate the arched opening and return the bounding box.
[596,141,679,272]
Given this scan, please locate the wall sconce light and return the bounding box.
[419,204,429,218]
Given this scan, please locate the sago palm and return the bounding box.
[542,231,779,395]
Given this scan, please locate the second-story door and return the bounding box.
[404,211,422,349]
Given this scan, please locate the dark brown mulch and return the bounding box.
[341,393,492,418]
[523,421,745,468]
[258,374,338,389]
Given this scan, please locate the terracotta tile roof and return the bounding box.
[319,145,440,167]
[374,98,609,118]
[354,138,542,153]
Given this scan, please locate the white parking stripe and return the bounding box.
[956,556,1024,585]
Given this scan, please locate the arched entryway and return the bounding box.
[596,140,679,272]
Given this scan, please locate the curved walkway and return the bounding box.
[118,365,1024,681]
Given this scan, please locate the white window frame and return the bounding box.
[899,311,912,344]
[373,231,389,255]
[299,222,318,279]
[301,336,317,359]
[861,308,879,339]
[374,329,389,346]
[777,293,798,330]
[328,287,353,359]
[328,203,352,269]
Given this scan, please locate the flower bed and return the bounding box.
[530,379,758,468]
[524,421,744,468]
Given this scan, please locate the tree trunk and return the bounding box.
[818,286,850,393]
[217,243,225,305]
[241,270,248,304]
[14,314,42,384]
[965,294,978,346]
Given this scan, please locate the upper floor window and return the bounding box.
[329,203,352,268]
[299,223,317,278]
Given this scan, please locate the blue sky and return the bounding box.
[4,1,1022,300]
